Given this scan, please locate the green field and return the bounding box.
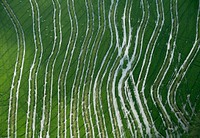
[0,0,200,137]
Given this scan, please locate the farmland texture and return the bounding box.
[0,0,200,137]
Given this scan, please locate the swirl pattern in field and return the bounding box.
[0,0,200,137]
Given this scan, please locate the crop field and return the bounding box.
[0,0,200,137]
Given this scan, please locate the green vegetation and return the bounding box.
[188,112,200,137]
[0,0,200,137]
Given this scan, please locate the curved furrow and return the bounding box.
[135,0,165,136]
[69,0,94,137]
[92,0,121,137]
[123,0,132,58]
[125,78,144,137]
[118,46,153,136]
[109,58,133,137]
[108,0,151,137]
[1,0,199,137]
[137,0,165,87]
[57,0,78,137]
[111,0,150,135]
[130,72,156,137]
[107,57,121,138]
[117,1,147,137]
[47,0,63,136]
[123,80,139,136]
[120,86,135,137]
[26,0,43,137]
[150,0,179,136]
[123,82,135,136]
[78,0,106,137]
[40,0,62,137]
[137,0,165,90]
[105,0,130,137]
[92,0,108,135]
[120,0,150,84]
[1,1,26,138]
[97,45,118,137]
[79,0,96,136]
[83,0,106,137]
[131,0,149,71]
[117,0,150,98]
[95,1,122,137]
[115,0,137,136]
[120,0,128,51]
[108,0,136,136]
[167,2,200,131]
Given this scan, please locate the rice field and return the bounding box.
[0,0,200,137]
